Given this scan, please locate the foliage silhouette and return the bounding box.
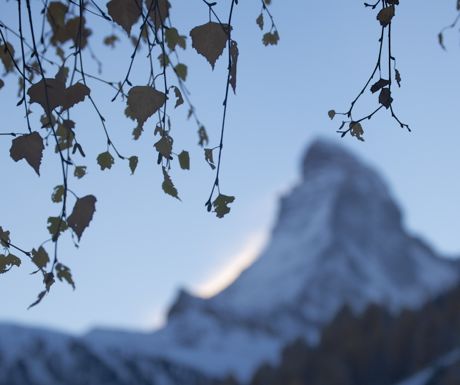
[0,0,458,307]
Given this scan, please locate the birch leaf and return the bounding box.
[190,22,229,69]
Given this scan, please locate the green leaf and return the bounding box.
[256,13,264,30]
[154,136,173,159]
[262,30,279,46]
[165,27,186,51]
[328,110,336,120]
[47,216,68,241]
[129,156,138,175]
[162,167,180,200]
[158,53,170,67]
[32,246,49,269]
[52,185,65,203]
[97,151,114,170]
[350,121,365,142]
[198,126,209,147]
[55,120,75,153]
[178,150,190,170]
[74,165,87,179]
[0,226,11,248]
[173,86,184,108]
[55,263,75,289]
[175,63,188,81]
[43,272,55,291]
[0,253,21,274]
[212,194,235,218]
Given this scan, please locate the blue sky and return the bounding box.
[1,1,460,334]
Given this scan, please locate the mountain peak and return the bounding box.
[1,139,458,385]
[302,139,362,177]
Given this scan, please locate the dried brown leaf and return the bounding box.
[28,78,66,113]
[10,132,44,175]
[229,40,239,94]
[125,86,166,132]
[0,42,15,73]
[61,82,90,110]
[190,22,229,69]
[370,78,390,94]
[377,6,395,27]
[107,0,142,35]
[67,195,97,241]
[378,87,393,109]
[147,0,170,30]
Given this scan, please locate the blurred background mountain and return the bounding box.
[1,140,459,385]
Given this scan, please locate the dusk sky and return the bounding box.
[1,1,460,334]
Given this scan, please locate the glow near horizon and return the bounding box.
[195,230,268,298]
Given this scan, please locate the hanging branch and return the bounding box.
[330,0,409,141]
[0,0,279,306]
[202,0,237,218]
[438,2,460,50]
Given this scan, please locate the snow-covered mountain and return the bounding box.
[1,139,458,385]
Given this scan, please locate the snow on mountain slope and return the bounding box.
[1,139,458,384]
[84,139,460,381]
[395,349,460,385]
[0,322,218,385]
